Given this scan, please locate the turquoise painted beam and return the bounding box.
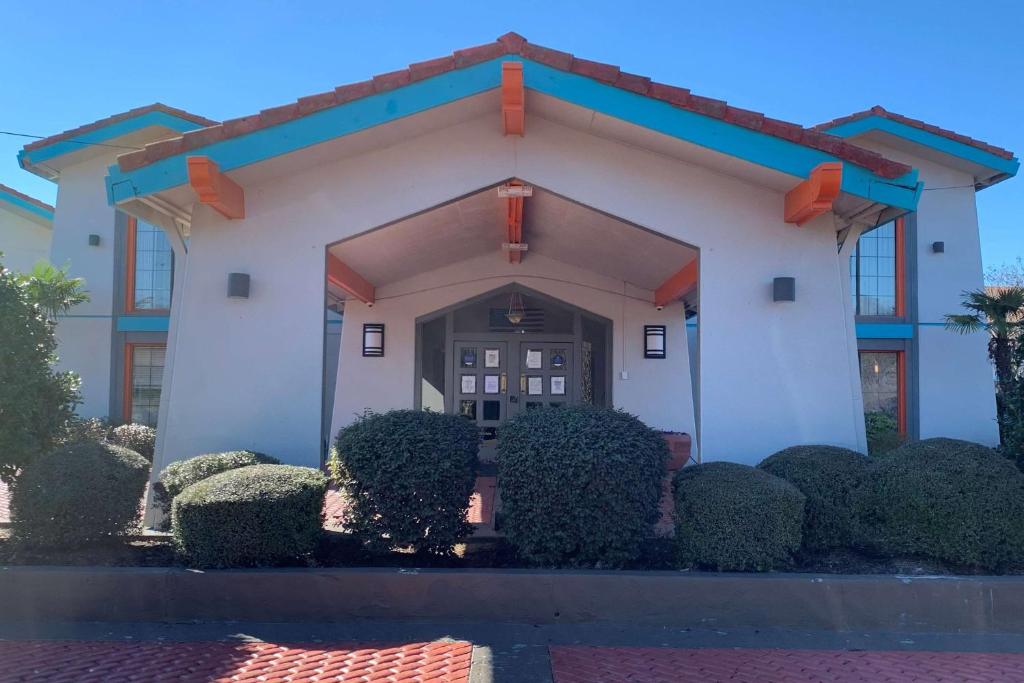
[0,190,53,221]
[19,111,208,169]
[856,322,914,339]
[824,116,1019,179]
[105,58,921,211]
[116,315,170,332]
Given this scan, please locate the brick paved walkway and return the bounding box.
[0,639,471,682]
[549,646,1024,682]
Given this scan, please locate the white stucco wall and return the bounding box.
[49,154,118,419]
[330,252,694,439]
[160,113,864,467]
[846,138,998,445]
[0,207,51,274]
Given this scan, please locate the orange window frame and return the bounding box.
[124,216,171,314]
[860,349,907,435]
[123,342,166,423]
[894,216,906,318]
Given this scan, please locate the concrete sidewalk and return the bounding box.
[3,620,1024,682]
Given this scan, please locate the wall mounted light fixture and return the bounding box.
[773,277,796,302]
[932,241,945,253]
[227,272,250,298]
[644,325,666,359]
[88,234,101,246]
[363,323,385,357]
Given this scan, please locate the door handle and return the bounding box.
[500,373,507,394]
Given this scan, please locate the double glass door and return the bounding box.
[454,336,575,456]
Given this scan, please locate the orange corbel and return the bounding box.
[784,162,842,226]
[187,156,245,219]
[327,254,375,305]
[506,186,524,264]
[654,260,699,308]
[501,62,525,136]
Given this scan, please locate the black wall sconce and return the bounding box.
[227,272,250,298]
[932,241,945,253]
[363,323,385,357]
[773,277,796,302]
[644,325,666,359]
[88,234,101,246]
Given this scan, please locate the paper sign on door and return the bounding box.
[526,350,543,369]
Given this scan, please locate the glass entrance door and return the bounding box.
[453,339,509,460]
[514,342,573,415]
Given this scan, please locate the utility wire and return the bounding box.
[0,130,144,151]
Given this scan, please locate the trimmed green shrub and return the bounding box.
[60,417,111,446]
[172,464,327,568]
[860,438,1024,570]
[865,412,905,456]
[0,264,80,484]
[11,440,149,547]
[335,410,478,555]
[758,445,871,552]
[109,423,156,462]
[674,462,805,571]
[155,450,279,516]
[497,406,667,567]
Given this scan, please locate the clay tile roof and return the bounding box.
[814,105,1016,161]
[115,33,913,180]
[21,103,217,155]
[0,183,54,216]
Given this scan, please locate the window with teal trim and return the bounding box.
[133,220,173,310]
[850,222,896,316]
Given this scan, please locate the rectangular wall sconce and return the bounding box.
[363,323,385,357]
[227,272,250,298]
[644,325,666,359]
[773,277,796,302]
[932,241,945,253]
[88,234,101,246]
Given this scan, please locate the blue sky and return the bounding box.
[1,1,1020,271]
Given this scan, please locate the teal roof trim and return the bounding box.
[823,115,1019,179]
[0,189,53,221]
[105,58,921,211]
[19,111,208,170]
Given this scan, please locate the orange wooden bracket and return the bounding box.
[654,260,699,308]
[501,62,524,136]
[505,185,525,264]
[187,156,245,219]
[327,254,375,305]
[784,162,842,226]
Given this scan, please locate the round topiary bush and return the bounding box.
[859,437,1024,570]
[334,410,478,555]
[109,423,156,462]
[673,462,805,571]
[172,464,327,568]
[11,440,149,547]
[758,445,871,553]
[156,450,279,517]
[497,406,667,567]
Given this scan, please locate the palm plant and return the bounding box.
[946,287,1024,439]
[15,261,89,319]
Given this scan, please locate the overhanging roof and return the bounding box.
[816,106,1018,189]
[104,33,923,217]
[19,104,216,181]
[0,183,53,225]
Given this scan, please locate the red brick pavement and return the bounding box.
[0,639,472,682]
[549,646,1024,683]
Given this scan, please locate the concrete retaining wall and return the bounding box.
[2,566,1023,634]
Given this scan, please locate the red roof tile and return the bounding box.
[0,183,54,215]
[815,105,1015,161]
[116,33,913,180]
[21,103,217,155]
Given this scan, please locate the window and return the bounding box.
[859,350,906,433]
[850,217,905,317]
[124,344,165,426]
[126,217,173,311]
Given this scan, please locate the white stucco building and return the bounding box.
[16,34,1017,479]
[0,184,52,274]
